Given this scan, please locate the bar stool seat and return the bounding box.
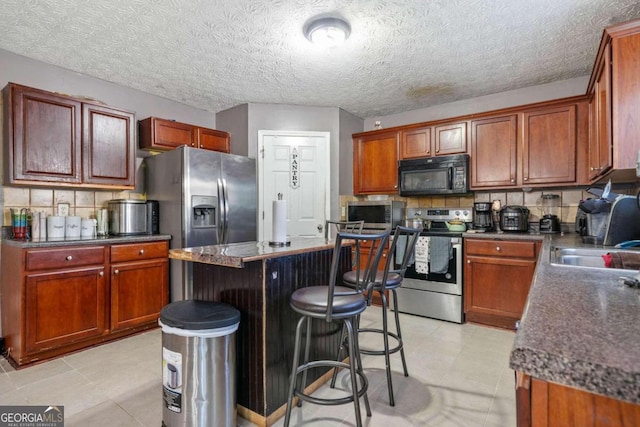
[284,229,391,427]
[333,225,422,407]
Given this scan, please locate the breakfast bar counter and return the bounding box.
[169,237,351,427]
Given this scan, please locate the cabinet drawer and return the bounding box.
[465,239,537,258]
[111,241,169,263]
[26,246,106,271]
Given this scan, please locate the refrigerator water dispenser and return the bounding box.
[192,195,216,228]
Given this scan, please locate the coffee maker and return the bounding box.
[473,202,493,231]
[539,194,561,234]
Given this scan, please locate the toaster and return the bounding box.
[499,206,530,232]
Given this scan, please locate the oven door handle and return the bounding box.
[448,167,453,190]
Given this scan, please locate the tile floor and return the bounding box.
[0,307,517,426]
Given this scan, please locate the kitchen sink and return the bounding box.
[550,247,640,271]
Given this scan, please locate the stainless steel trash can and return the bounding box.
[159,300,240,427]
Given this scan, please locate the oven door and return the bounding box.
[401,239,462,295]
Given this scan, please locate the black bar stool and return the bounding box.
[335,225,422,406]
[284,229,391,427]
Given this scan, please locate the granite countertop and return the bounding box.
[2,234,171,248]
[509,233,640,404]
[169,237,348,268]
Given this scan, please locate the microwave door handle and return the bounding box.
[448,167,453,190]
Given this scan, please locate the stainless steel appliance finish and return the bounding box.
[145,146,257,301]
[346,200,405,230]
[394,208,469,323]
[398,154,469,196]
[108,199,148,235]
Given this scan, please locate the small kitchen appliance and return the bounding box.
[539,194,561,234]
[346,200,405,230]
[499,206,530,232]
[398,154,469,196]
[107,199,160,236]
[472,202,493,231]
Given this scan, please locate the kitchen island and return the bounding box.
[499,233,640,426]
[169,237,352,427]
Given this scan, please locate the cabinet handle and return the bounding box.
[496,246,501,251]
[467,259,471,264]
[66,255,73,261]
[114,269,119,275]
[523,177,528,181]
[590,167,596,171]
[99,271,104,277]
[510,178,515,183]
[139,249,145,255]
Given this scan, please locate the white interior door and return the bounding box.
[258,130,330,240]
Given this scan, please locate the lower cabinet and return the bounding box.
[516,372,640,427]
[464,238,540,329]
[0,239,169,366]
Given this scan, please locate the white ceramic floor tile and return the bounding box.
[0,316,517,426]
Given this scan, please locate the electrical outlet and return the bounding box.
[341,206,346,218]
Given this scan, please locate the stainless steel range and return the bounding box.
[394,207,472,323]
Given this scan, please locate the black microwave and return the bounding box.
[346,200,405,230]
[398,154,470,196]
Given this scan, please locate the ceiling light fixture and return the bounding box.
[304,17,351,47]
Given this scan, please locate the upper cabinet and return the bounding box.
[587,19,640,182]
[353,130,399,195]
[434,121,467,155]
[400,121,467,160]
[139,117,230,153]
[2,83,135,189]
[521,104,577,185]
[470,115,518,188]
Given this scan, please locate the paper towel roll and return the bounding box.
[272,199,287,243]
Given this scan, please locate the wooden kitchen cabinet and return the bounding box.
[2,83,136,189]
[139,117,230,153]
[353,130,399,194]
[434,121,467,155]
[586,20,640,182]
[522,104,577,185]
[470,115,518,188]
[110,241,168,331]
[516,372,640,427]
[464,238,540,330]
[400,126,432,159]
[82,103,136,187]
[0,239,169,367]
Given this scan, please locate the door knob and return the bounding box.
[317,224,323,232]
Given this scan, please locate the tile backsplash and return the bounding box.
[340,186,638,226]
[2,187,145,226]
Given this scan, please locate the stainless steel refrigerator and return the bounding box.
[145,146,257,301]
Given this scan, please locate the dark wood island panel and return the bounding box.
[185,242,351,426]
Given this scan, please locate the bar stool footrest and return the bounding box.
[358,327,403,356]
[293,360,369,406]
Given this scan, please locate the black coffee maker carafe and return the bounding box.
[473,202,493,231]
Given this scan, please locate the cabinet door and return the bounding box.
[522,105,577,185]
[400,126,432,159]
[83,103,135,187]
[197,127,230,153]
[464,255,536,330]
[470,115,518,188]
[139,117,196,150]
[25,267,107,353]
[434,122,467,155]
[353,131,399,194]
[8,85,82,184]
[589,43,612,180]
[110,259,168,331]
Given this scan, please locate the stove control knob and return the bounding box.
[454,210,460,216]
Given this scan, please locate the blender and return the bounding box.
[539,194,561,234]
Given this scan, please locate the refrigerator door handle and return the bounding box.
[221,178,230,244]
[217,178,224,243]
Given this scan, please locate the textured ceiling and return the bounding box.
[1,0,640,118]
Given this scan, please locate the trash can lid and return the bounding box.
[160,300,240,330]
